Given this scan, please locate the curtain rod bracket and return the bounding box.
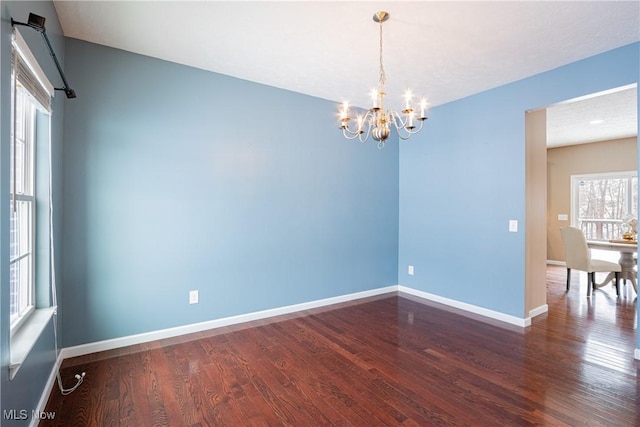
[11,13,77,99]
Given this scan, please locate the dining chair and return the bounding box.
[560,226,621,296]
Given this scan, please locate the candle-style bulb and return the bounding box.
[420,98,428,119]
[408,110,415,128]
[404,89,413,110]
[340,101,349,120]
[370,88,379,109]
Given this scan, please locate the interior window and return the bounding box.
[571,171,638,241]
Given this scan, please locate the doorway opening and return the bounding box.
[525,84,638,314]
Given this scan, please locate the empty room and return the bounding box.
[1,1,639,426]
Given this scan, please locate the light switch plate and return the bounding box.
[189,290,199,304]
[509,220,518,232]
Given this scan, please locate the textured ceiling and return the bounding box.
[547,86,638,148]
[52,1,639,143]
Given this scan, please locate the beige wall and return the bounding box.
[526,110,547,315]
[547,137,638,262]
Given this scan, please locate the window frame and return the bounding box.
[9,29,53,336]
[570,170,638,241]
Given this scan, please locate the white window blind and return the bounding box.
[11,28,53,111]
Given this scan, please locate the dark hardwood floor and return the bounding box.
[41,266,639,426]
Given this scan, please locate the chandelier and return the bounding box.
[339,11,428,149]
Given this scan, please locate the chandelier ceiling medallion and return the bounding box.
[339,11,428,149]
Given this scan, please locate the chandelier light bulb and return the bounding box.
[340,100,349,119]
[338,11,428,149]
[370,88,379,109]
[404,89,413,111]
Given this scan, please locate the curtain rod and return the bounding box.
[11,13,76,99]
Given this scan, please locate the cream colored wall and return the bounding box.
[547,137,638,262]
[526,109,548,316]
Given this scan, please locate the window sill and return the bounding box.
[9,307,56,380]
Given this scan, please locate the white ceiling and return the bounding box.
[546,85,638,148]
[53,1,639,143]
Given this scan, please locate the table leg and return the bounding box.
[618,252,637,294]
[593,272,615,289]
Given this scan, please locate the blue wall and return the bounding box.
[61,39,400,347]
[399,43,639,320]
[1,1,66,425]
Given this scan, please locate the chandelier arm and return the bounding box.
[406,119,426,135]
[388,110,404,128]
[341,128,363,140]
[388,110,424,131]
[358,128,371,143]
[362,108,375,123]
[397,119,425,140]
[353,116,372,142]
[397,131,413,141]
[341,120,363,139]
[387,111,426,140]
[341,109,376,140]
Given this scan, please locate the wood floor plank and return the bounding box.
[41,266,639,426]
[116,355,143,427]
[140,350,170,426]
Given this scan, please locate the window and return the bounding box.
[9,29,53,335]
[571,171,638,241]
[10,87,37,331]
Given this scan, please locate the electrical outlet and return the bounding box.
[189,290,199,304]
[408,265,414,275]
[509,219,518,232]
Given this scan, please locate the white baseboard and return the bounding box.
[61,286,398,359]
[30,350,63,427]
[62,284,534,360]
[529,304,548,318]
[397,285,531,327]
[635,348,640,360]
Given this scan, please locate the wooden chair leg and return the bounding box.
[566,268,571,291]
[587,272,594,296]
[614,272,620,296]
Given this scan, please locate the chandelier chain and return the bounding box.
[378,18,386,88]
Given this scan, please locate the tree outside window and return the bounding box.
[572,172,638,240]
